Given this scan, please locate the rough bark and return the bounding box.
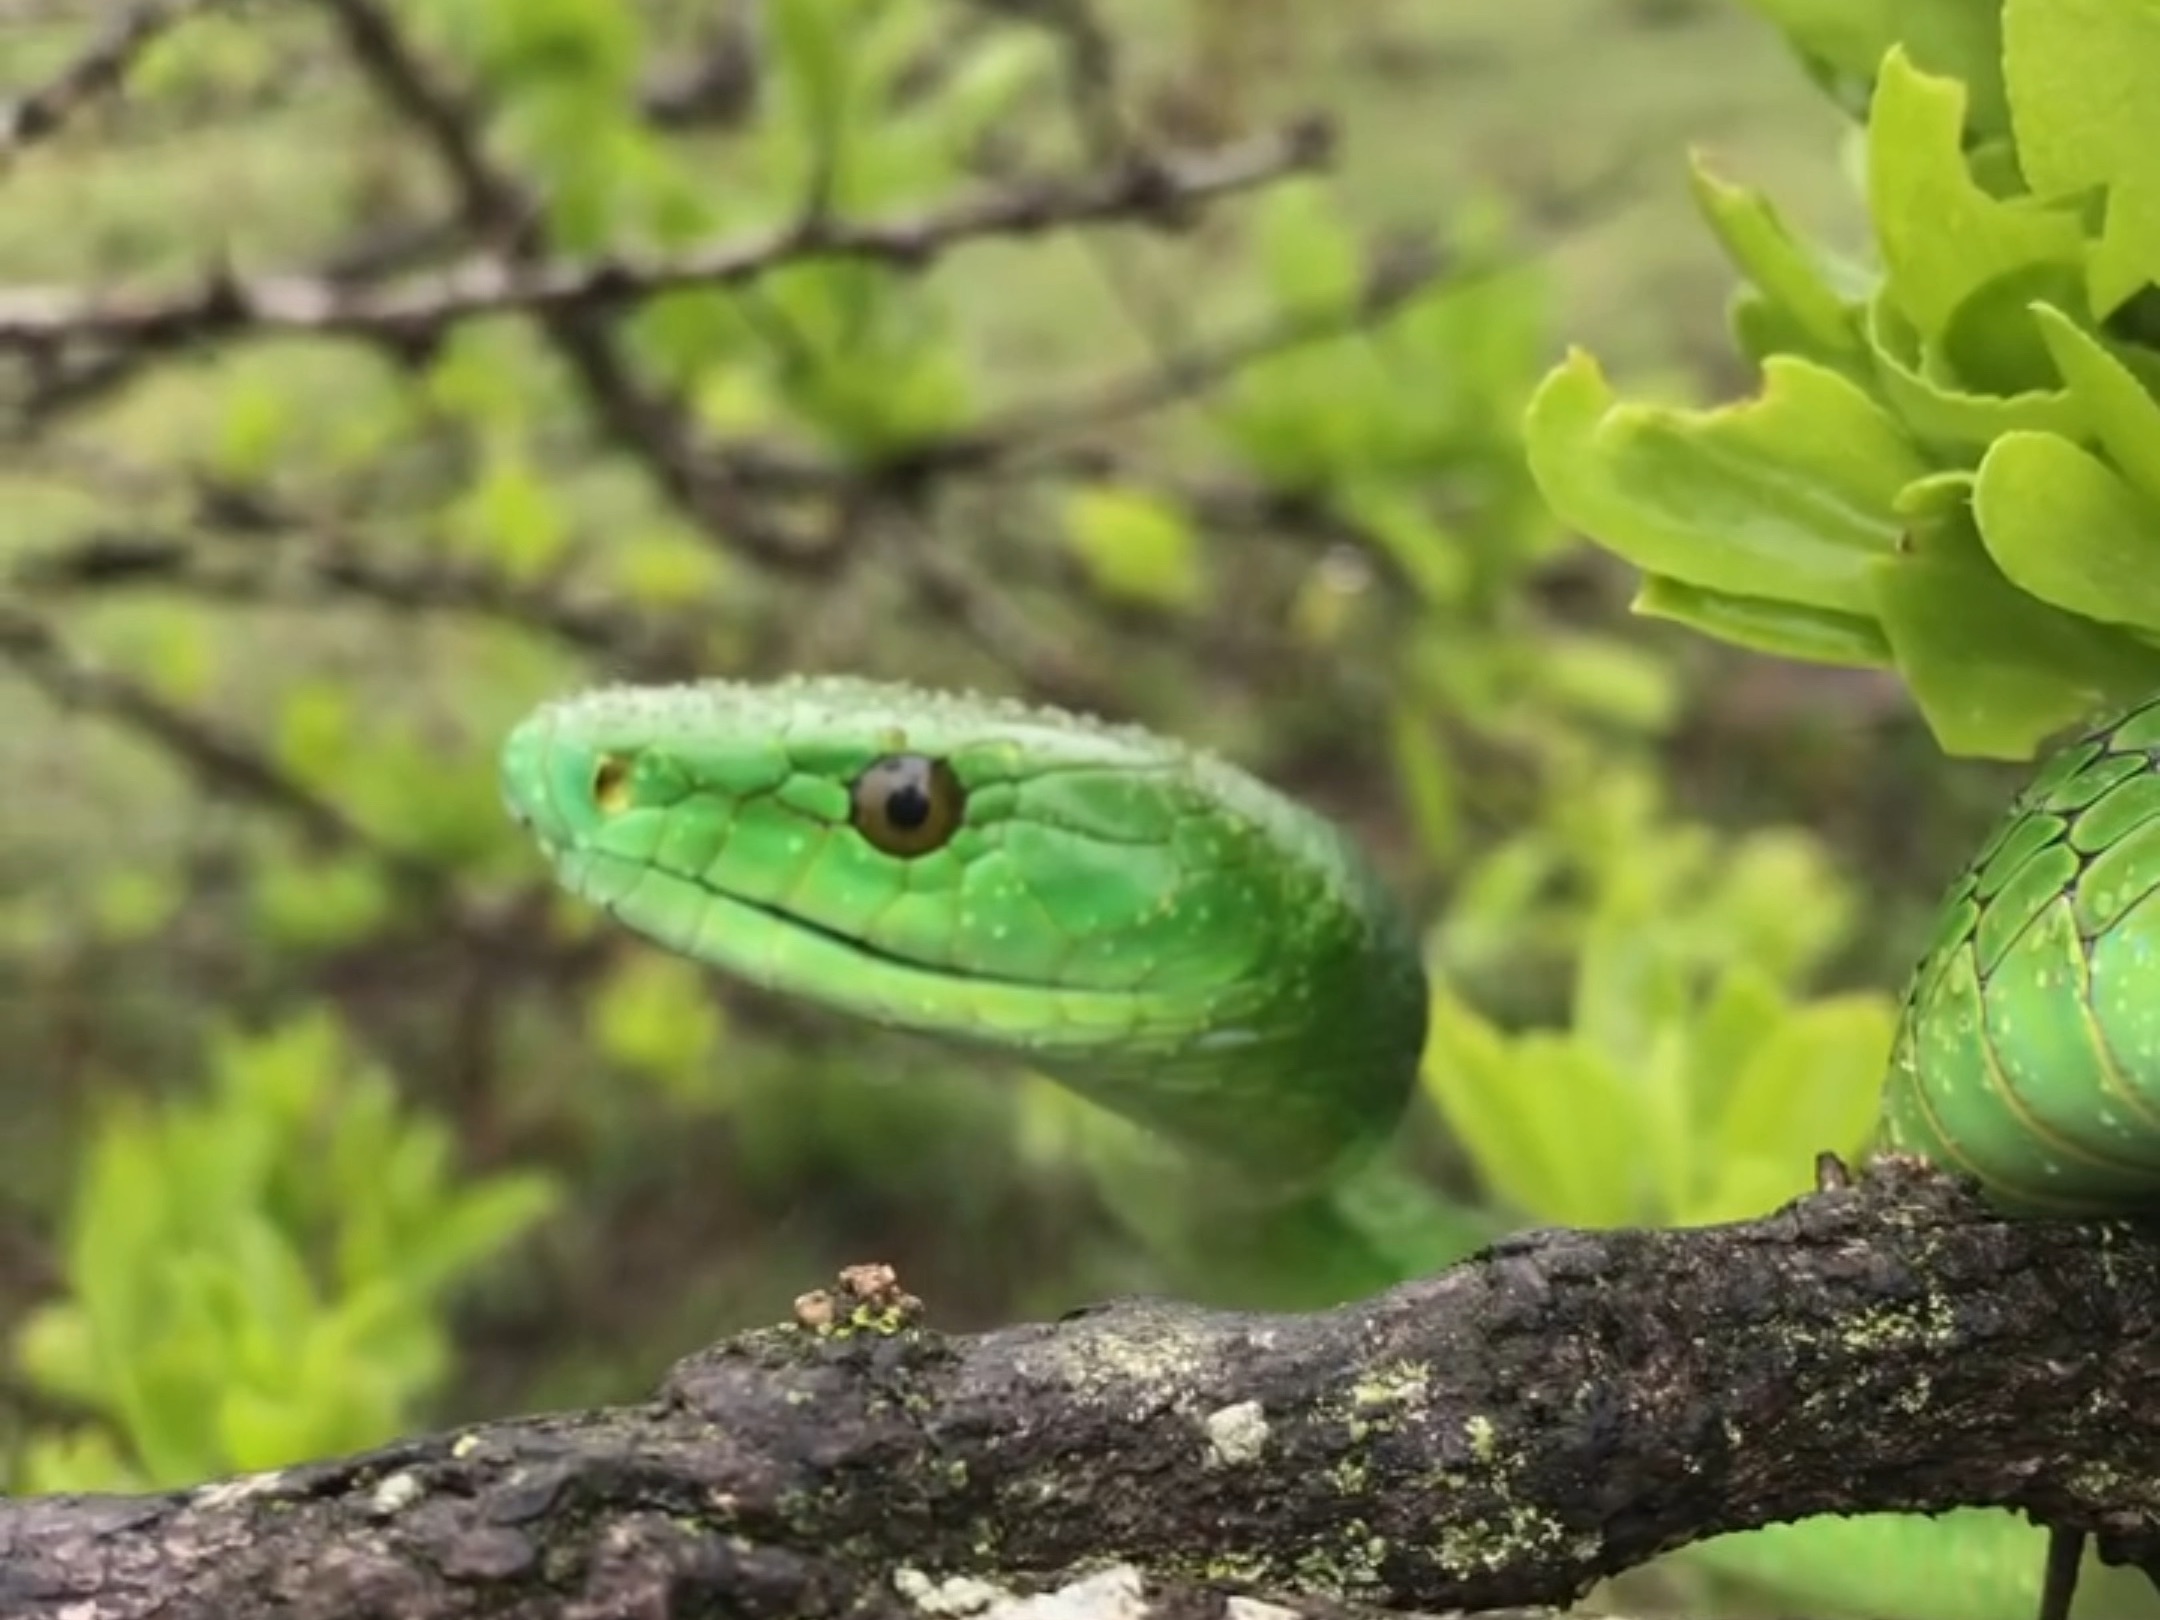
[6,1161,2160,1620]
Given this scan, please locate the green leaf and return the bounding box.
[443,448,571,581]
[1870,517,2160,757]
[592,953,730,1103]
[1060,486,1207,611]
[2004,0,2160,315]
[1420,990,1646,1228]
[1634,576,1891,666]
[1523,632,1682,734]
[1702,990,1895,1219]
[1254,181,1363,315]
[1895,0,2011,137]
[768,0,858,162]
[1682,964,1790,1138]
[1388,702,1461,868]
[1729,0,1896,84]
[1524,348,1925,615]
[1972,431,2160,633]
[2030,302,2160,508]
[1689,155,1862,361]
[90,868,183,943]
[1863,289,2079,452]
[1866,48,2083,344]
[251,854,392,948]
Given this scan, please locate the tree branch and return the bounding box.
[6,1162,2159,1619]
[0,0,221,166]
[0,121,1333,352]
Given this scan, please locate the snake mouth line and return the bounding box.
[577,852,1137,1000]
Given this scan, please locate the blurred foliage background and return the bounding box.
[0,0,2071,1613]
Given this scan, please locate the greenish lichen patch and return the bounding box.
[1465,1414,1498,1464]
[2063,1459,2160,1515]
[1040,1318,1214,1410]
[1344,1359,1432,1442]
[1195,1524,1391,1600]
[1434,1502,1591,1578]
[1834,1293,1958,1354]
[1349,1360,1430,1413]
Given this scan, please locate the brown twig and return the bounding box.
[0,596,441,882]
[0,122,1335,351]
[0,0,222,165]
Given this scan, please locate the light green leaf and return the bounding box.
[1870,519,2160,757]
[1689,154,1862,360]
[593,953,729,1103]
[1388,701,1461,869]
[1255,180,1362,315]
[1524,349,1925,616]
[1633,576,1891,666]
[2004,0,2160,315]
[1972,431,2160,632]
[1894,0,2011,137]
[444,449,571,581]
[1061,485,1207,611]
[1864,290,2079,451]
[1729,0,1896,83]
[1682,965,1789,1138]
[251,855,392,948]
[1867,48,2083,343]
[2030,302,2160,508]
[1339,484,1466,609]
[1421,990,1645,1228]
[1710,990,1896,1185]
[1523,632,1682,733]
[767,0,857,155]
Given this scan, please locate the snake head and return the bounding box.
[500,675,1424,1188]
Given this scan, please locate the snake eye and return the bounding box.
[851,754,964,857]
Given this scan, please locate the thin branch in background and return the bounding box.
[0,595,441,882]
[313,0,834,573]
[891,229,1454,475]
[0,121,1334,349]
[12,521,705,678]
[0,0,221,166]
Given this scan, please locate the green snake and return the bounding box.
[498,673,2160,1620]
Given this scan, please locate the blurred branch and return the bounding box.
[0,1165,2156,1617]
[0,121,1333,350]
[314,0,822,570]
[894,229,1452,476]
[12,523,704,677]
[0,0,219,165]
[0,595,442,882]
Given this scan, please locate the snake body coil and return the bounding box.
[1880,692,2160,1215]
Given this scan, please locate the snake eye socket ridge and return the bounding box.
[851,754,964,857]
[591,753,636,814]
